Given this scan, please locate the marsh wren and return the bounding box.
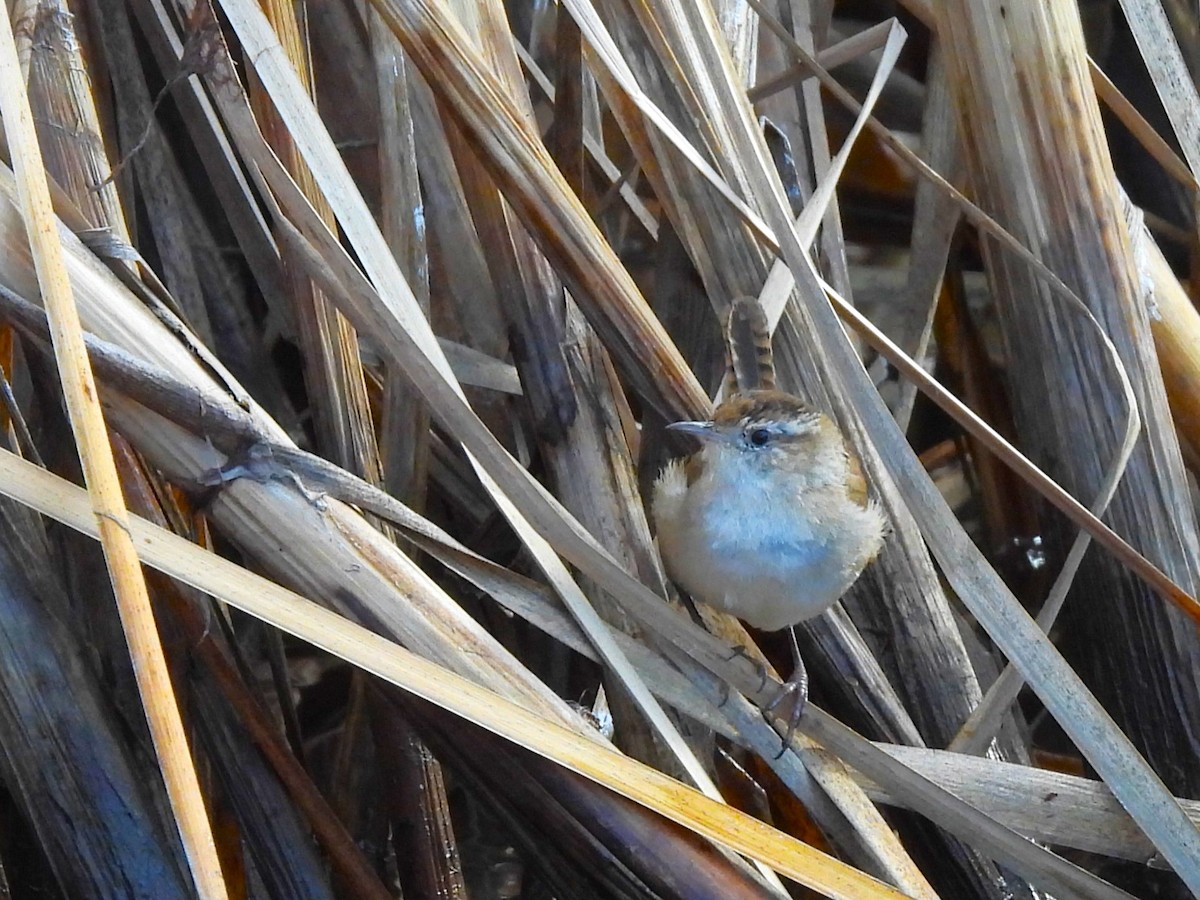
[653,298,886,735]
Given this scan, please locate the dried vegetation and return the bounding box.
[0,0,1199,897]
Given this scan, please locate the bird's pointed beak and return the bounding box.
[666,420,721,442]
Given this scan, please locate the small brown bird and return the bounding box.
[653,298,886,735]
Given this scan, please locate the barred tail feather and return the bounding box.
[726,296,775,392]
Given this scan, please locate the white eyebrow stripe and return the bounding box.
[744,414,820,437]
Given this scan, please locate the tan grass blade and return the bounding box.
[252,0,380,478]
[0,12,225,898]
[556,0,776,246]
[1089,64,1196,190]
[1145,223,1200,466]
[758,21,906,310]
[888,47,957,431]
[747,22,894,104]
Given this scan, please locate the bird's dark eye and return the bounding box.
[748,428,771,447]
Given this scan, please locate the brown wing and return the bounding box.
[845,447,870,509]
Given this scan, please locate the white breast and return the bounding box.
[653,452,884,632]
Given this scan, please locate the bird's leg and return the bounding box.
[762,626,809,756]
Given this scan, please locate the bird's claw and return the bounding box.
[726,644,771,691]
[763,659,809,758]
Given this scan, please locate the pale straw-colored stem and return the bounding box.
[0,11,227,899]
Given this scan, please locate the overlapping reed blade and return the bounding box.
[553,0,1200,892]
[439,0,685,783]
[252,0,1180,894]
[216,0,731,812]
[362,10,461,894]
[368,9,435,510]
[250,0,380,478]
[0,447,911,900]
[362,0,709,422]
[857,744,1200,865]
[947,191,1145,755]
[9,428,1127,896]
[937,0,1200,872]
[0,5,190,896]
[0,276,1129,897]
[0,11,225,899]
[110,0,295,424]
[885,46,957,432]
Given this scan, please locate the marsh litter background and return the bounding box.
[0,0,1199,897]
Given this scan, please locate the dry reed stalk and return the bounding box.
[455,0,700,782]
[0,10,226,898]
[365,0,708,422]
[859,744,1200,864]
[1143,227,1200,465]
[355,9,463,894]
[887,46,959,433]
[251,0,380,477]
[367,8,435,508]
[936,0,1200,888]
[0,4,195,894]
